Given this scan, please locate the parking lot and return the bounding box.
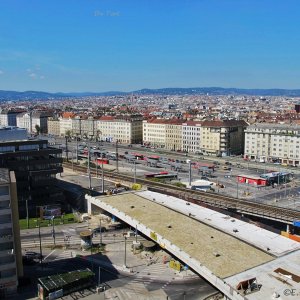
[52,138,300,211]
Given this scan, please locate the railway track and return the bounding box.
[63,162,300,224]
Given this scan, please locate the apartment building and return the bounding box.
[96,115,143,144]
[16,112,52,134]
[59,112,74,137]
[47,117,60,136]
[182,121,202,153]
[0,110,24,127]
[200,120,247,156]
[165,120,184,151]
[81,117,95,139]
[0,169,23,298]
[143,119,167,148]
[244,123,300,166]
[0,132,63,218]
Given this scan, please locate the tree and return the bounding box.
[35,124,41,135]
[65,130,72,138]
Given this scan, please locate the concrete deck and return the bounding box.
[95,192,274,278]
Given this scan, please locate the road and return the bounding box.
[21,221,217,300]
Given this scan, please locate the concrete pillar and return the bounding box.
[87,199,92,214]
[287,224,290,233]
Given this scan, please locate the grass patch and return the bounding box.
[19,213,77,230]
[172,182,187,188]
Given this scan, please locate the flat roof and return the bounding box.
[38,269,94,292]
[138,190,300,257]
[226,250,300,300]
[97,192,274,278]
[237,174,267,180]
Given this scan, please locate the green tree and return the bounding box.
[35,124,41,134]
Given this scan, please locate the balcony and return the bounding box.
[0,274,17,285]
[0,261,16,272]
[0,208,11,217]
[0,234,13,244]
[0,195,9,202]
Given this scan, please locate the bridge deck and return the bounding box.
[97,193,274,278]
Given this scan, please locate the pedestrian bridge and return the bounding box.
[86,190,300,300]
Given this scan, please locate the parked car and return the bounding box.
[25,251,42,260]
[93,227,107,234]
[222,166,231,171]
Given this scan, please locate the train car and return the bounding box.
[145,171,169,178]
[154,173,178,180]
[95,157,109,165]
[132,152,145,160]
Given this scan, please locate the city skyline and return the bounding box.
[1,0,300,92]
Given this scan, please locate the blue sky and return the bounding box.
[0,0,300,92]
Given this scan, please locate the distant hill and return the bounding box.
[132,87,300,96]
[1,87,300,100]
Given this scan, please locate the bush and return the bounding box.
[172,182,186,188]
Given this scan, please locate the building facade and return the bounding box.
[200,120,247,156]
[0,139,63,218]
[0,169,23,298]
[182,121,202,153]
[244,123,300,166]
[59,116,73,137]
[0,110,24,127]
[96,115,143,144]
[143,119,167,147]
[165,120,184,151]
[47,118,60,136]
[16,112,51,134]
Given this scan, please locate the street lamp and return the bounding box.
[51,216,56,248]
[187,160,192,186]
[124,236,127,268]
[99,218,103,246]
[37,218,43,265]
[134,161,137,184]
[87,141,92,190]
[101,154,104,193]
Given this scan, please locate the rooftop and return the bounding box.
[0,168,10,184]
[95,192,274,278]
[38,269,94,292]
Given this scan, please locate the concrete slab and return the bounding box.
[95,192,274,278]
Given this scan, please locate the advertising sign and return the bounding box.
[40,206,61,220]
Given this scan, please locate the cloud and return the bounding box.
[40,75,45,79]
[0,70,3,75]
[29,73,37,79]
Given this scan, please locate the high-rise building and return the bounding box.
[0,169,23,298]
[0,138,63,217]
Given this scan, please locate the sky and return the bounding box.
[0,0,300,92]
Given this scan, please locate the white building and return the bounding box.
[244,123,300,166]
[0,110,23,127]
[97,115,143,144]
[16,112,51,134]
[59,113,74,136]
[182,121,202,153]
[143,119,167,147]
